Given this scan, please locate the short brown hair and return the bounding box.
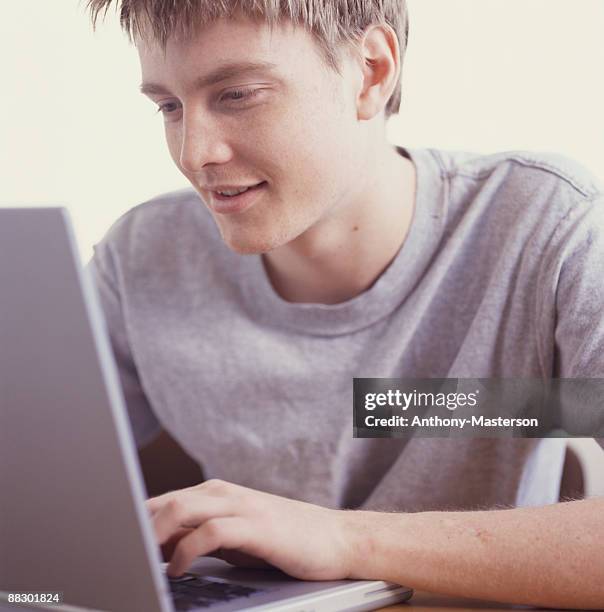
[87,0,409,117]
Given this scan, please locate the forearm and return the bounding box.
[347,498,604,609]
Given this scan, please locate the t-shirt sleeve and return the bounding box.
[87,250,162,449]
[543,193,604,451]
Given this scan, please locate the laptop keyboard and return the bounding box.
[168,573,264,610]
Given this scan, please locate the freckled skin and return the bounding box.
[137,17,368,255]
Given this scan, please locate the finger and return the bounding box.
[167,517,251,577]
[146,480,232,515]
[152,495,236,545]
[161,527,194,562]
[212,549,275,570]
[146,486,198,515]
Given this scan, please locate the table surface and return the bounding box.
[0,592,566,611]
[379,590,553,611]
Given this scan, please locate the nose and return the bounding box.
[179,109,233,173]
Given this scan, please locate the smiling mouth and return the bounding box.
[209,181,268,215]
[213,182,266,199]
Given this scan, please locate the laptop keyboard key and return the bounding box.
[169,576,264,610]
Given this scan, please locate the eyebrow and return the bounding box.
[139,60,279,96]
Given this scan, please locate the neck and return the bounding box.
[263,145,416,304]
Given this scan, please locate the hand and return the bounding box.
[146,479,360,580]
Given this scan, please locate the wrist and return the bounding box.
[339,509,407,581]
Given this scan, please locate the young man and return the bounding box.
[87,0,604,607]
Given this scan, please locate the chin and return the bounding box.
[216,211,316,255]
[219,228,288,255]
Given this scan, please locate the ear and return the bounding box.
[355,24,400,121]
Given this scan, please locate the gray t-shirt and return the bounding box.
[90,147,604,511]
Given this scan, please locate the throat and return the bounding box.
[263,233,395,305]
[262,152,416,305]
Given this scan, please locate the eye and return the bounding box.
[155,101,181,116]
[219,88,261,104]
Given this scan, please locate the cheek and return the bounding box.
[164,125,184,170]
[250,104,341,181]
[275,114,353,198]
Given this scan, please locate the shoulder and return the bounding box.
[92,187,224,276]
[425,148,603,243]
[434,148,602,201]
[101,187,215,249]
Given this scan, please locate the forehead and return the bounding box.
[137,17,324,90]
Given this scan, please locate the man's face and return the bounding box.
[138,16,366,254]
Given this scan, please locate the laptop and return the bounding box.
[0,207,413,612]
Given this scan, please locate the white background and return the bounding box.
[1,0,604,491]
[1,0,603,258]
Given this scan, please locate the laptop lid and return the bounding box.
[0,208,171,612]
